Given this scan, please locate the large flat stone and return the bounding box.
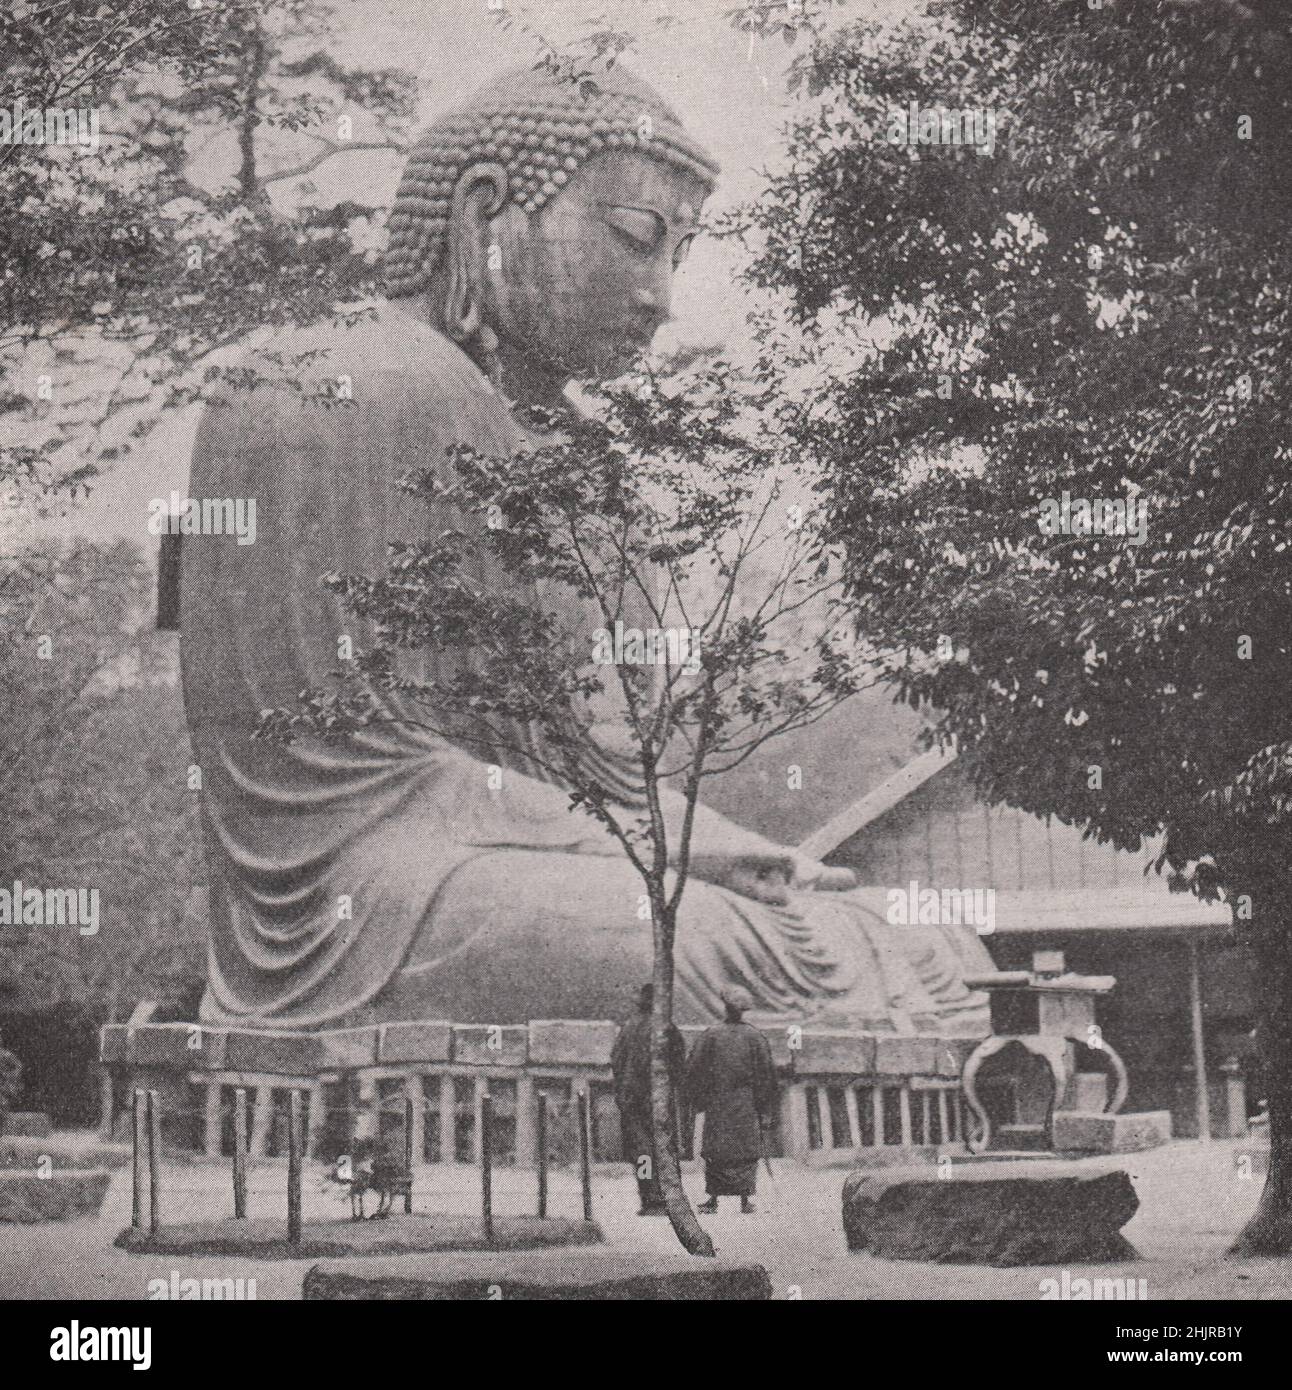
[528,1020,616,1066]
[842,1160,1139,1266]
[452,1025,528,1067]
[128,1023,227,1069]
[0,1170,111,1223]
[302,1250,773,1300]
[377,1022,454,1065]
[1053,1110,1171,1155]
[874,1036,940,1076]
[223,1027,378,1073]
[796,1031,876,1074]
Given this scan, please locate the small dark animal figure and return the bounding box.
[332,1137,411,1221]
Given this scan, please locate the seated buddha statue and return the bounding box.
[181,64,993,1033]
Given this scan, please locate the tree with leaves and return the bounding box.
[260,366,864,1256]
[725,0,1292,1251]
[2,0,412,532]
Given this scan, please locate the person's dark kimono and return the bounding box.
[611,1013,686,1211]
[686,1020,778,1197]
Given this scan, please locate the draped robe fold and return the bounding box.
[181,304,993,1032]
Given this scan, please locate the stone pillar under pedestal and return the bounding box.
[404,1075,425,1165]
[305,1084,327,1158]
[843,1085,861,1151]
[473,1076,490,1165]
[249,1085,273,1158]
[1221,1058,1248,1139]
[203,1080,223,1158]
[515,1075,536,1168]
[439,1075,457,1165]
[783,1082,810,1159]
[97,1066,116,1141]
[354,1076,378,1142]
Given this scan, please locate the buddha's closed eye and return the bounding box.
[602,205,666,253]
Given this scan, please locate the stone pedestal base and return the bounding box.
[1053,1110,1171,1155]
[842,1160,1139,1265]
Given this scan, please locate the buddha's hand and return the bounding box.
[686,850,857,904]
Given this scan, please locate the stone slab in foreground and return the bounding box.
[303,1250,773,1300]
[843,1160,1139,1266]
[0,1169,111,1223]
[115,1213,602,1260]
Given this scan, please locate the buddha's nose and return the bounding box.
[633,281,671,331]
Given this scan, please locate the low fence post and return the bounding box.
[233,1087,248,1219]
[146,1089,161,1236]
[131,1088,145,1230]
[404,1095,415,1215]
[287,1090,303,1247]
[578,1087,593,1222]
[536,1090,548,1219]
[480,1093,494,1245]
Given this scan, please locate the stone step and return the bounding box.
[994,1123,1049,1152]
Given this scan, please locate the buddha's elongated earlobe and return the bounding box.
[443,163,510,351]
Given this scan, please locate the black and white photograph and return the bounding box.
[0,0,1286,1358]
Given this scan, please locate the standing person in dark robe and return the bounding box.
[611,984,687,1216]
[687,988,779,1214]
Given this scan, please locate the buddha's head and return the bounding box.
[385,66,719,391]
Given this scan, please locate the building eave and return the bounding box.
[798,745,956,860]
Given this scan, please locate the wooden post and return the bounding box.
[287,1089,303,1247]
[403,1095,415,1215]
[203,1081,223,1158]
[577,1087,593,1222]
[1188,938,1212,1142]
[536,1090,548,1218]
[233,1087,248,1219]
[131,1088,145,1229]
[146,1089,161,1236]
[480,1092,494,1245]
